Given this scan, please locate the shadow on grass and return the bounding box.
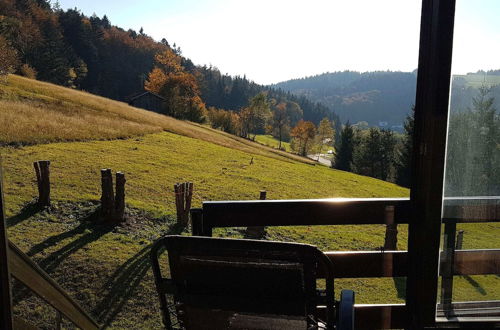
[26,209,113,274]
[6,201,42,227]
[13,208,112,305]
[394,277,406,300]
[94,223,184,328]
[13,204,184,327]
[463,275,487,296]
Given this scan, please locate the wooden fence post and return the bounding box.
[384,205,398,250]
[456,230,464,250]
[33,160,51,207]
[245,190,267,238]
[174,182,193,226]
[100,169,114,221]
[115,172,126,222]
[259,190,267,200]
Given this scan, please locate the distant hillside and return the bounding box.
[451,71,500,113]
[274,70,500,129]
[273,71,417,130]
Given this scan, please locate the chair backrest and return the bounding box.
[151,235,335,329]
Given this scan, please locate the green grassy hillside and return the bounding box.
[1,75,498,328]
[0,75,312,164]
[255,134,292,151]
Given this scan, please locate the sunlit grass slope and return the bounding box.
[0,74,312,164]
[255,134,291,151]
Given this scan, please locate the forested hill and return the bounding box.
[273,71,418,129]
[198,67,340,125]
[0,0,339,127]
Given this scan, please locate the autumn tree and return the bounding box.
[207,107,240,134]
[145,49,206,122]
[240,92,271,139]
[291,120,316,156]
[0,36,19,79]
[316,117,335,157]
[270,102,290,149]
[285,101,303,126]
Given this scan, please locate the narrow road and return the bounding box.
[308,154,332,167]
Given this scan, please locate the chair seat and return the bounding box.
[180,306,309,330]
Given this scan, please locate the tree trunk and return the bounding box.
[383,206,398,250]
[245,191,267,238]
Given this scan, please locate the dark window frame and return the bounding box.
[407,0,499,328]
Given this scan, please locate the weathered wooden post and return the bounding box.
[100,169,126,223]
[100,169,115,221]
[383,205,398,250]
[33,160,51,207]
[174,182,193,226]
[259,190,267,200]
[245,190,267,238]
[455,230,464,250]
[115,172,126,222]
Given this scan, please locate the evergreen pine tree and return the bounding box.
[380,129,396,181]
[333,122,355,171]
[445,85,498,196]
[396,110,414,187]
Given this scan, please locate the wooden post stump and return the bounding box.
[245,190,267,239]
[100,169,115,222]
[115,172,126,222]
[33,160,51,207]
[100,169,127,223]
[174,182,193,227]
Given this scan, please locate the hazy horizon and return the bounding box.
[58,0,500,85]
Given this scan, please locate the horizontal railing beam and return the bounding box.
[8,241,99,330]
[203,198,411,227]
[453,249,500,276]
[437,300,500,318]
[318,249,500,278]
[201,197,500,231]
[324,251,408,278]
[443,196,500,223]
[318,304,407,329]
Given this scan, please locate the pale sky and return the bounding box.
[58,0,500,85]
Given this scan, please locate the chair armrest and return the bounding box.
[337,290,355,330]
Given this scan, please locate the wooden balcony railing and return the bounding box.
[8,241,99,330]
[191,197,500,329]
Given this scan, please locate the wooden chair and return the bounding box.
[151,235,355,329]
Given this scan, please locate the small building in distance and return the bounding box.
[128,91,166,113]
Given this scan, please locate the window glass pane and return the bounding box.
[440,0,500,320]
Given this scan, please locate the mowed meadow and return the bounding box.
[1,75,498,328]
